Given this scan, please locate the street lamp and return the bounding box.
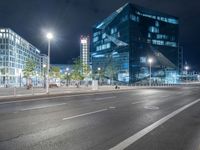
[43,64,47,88]
[97,67,101,85]
[65,68,70,86]
[148,58,153,87]
[185,65,189,83]
[46,32,53,94]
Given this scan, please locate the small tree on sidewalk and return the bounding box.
[23,59,36,89]
[105,63,118,85]
[71,58,84,87]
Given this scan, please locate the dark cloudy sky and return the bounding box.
[0,0,200,70]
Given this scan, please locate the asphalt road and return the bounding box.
[0,86,200,150]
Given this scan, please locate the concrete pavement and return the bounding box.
[0,86,200,150]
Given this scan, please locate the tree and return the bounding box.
[50,66,60,78]
[71,58,84,87]
[105,62,118,85]
[23,59,36,88]
[83,64,91,79]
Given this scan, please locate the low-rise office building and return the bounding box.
[0,28,46,87]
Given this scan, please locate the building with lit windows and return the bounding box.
[91,3,182,84]
[0,28,46,87]
[80,36,90,74]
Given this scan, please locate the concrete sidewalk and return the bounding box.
[0,84,185,101]
[0,85,138,100]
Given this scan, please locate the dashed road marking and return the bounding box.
[62,109,108,121]
[20,103,67,111]
[95,96,116,101]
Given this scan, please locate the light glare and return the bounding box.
[148,58,153,64]
[47,32,53,40]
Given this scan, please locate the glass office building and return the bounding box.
[91,3,182,84]
[0,28,45,87]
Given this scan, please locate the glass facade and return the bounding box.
[91,3,181,84]
[0,28,46,87]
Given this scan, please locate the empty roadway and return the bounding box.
[0,86,200,150]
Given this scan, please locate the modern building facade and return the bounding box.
[91,3,182,84]
[80,36,90,74]
[0,28,46,87]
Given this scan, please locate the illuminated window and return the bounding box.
[130,14,139,22]
[111,28,117,34]
[149,26,159,33]
[93,32,100,37]
[148,33,151,38]
[93,37,99,42]
[96,43,111,51]
[0,29,5,32]
[165,41,177,47]
[140,57,147,63]
[152,40,164,45]
[121,15,128,22]
[102,33,106,39]
[167,18,178,24]
[157,34,168,40]
[155,21,159,27]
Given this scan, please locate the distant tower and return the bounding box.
[80,36,90,73]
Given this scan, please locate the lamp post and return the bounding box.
[98,67,101,85]
[148,58,153,87]
[185,65,189,83]
[46,33,53,94]
[66,68,69,86]
[43,64,47,88]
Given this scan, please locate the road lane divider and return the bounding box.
[62,109,108,121]
[95,96,116,101]
[109,106,116,109]
[109,98,200,150]
[132,100,147,105]
[20,103,67,111]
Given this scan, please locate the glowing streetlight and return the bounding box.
[46,32,53,94]
[185,66,189,71]
[46,33,53,40]
[148,58,153,87]
[185,65,190,83]
[97,67,101,85]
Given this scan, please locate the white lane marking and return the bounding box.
[62,109,107,121]
[132,100,147,105]
[20,103,67,111]
[109,98,200,150]
[0,89,136,105]
[95,96,116,101]
[109,106,116,109]
[144,105,159,110]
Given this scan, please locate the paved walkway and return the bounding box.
[0,86,138,99]
[0,84,196,99]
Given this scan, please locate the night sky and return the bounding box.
[0,0,200,70]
